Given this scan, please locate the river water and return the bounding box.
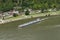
[0,16,60,40]
[0,24,60,40]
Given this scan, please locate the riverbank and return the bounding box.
[0,11,60,24]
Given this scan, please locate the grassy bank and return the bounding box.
[0,10,60,24]
[0,15,60,30]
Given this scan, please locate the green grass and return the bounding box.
[30,10,60,18]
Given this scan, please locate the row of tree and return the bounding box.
[0,0,60,12]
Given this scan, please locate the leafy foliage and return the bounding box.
[0,0,60,12]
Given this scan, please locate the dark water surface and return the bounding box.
[0,16,60,40]
[0,25,60,40]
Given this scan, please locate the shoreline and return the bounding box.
[0,15,40,24]
[0,11,60,24]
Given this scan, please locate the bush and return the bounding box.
[13,13,18,17]
[25,9,30,15]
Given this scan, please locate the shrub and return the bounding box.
[25,9,30,15]
[13,13,18,17]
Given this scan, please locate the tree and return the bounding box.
[0,0,60,12]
